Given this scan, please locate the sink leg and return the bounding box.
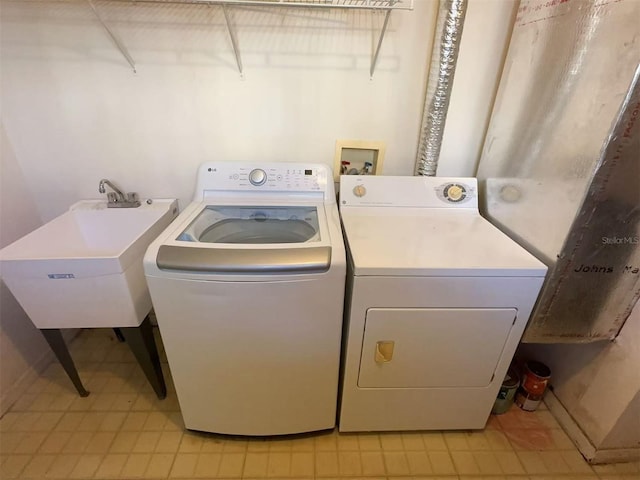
[40,329,90,397]
[120,316,167,400]
[113,328,125,342]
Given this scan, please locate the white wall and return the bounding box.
[0,0,517,219]
[0,124,52,415]
[437,0,517,177]
[601,390,640,450]
[1,0,440,220]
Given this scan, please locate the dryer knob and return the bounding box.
[353,185,367,197]
[444,183,466,202]
[249,169,267,186]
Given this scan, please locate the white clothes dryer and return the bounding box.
[144,163,345,436]
[338,175,547,432]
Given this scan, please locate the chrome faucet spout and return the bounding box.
[98,179,126,200]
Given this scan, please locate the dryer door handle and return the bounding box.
[375,341,395,363]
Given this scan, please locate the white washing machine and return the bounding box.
[144,162,345,436]
[338,175,547,432]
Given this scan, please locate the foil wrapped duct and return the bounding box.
[415,0,467,177]
[524,68,640,343]
[477,0,640,343]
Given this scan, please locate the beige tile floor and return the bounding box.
[1,328,638,480]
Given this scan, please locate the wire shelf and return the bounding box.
[113,0,414,9]
[83,0,413,75]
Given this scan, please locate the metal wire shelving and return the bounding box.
[85,0,414,76]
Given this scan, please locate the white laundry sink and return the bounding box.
[0,199,178,328]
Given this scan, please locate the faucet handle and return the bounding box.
[105,190,141,208]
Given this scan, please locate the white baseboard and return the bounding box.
[592,446,640,464]
[544,389,597,460]
[545,389,640,464]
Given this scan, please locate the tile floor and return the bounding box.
[1,328,638,480]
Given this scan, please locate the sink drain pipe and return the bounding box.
[415,0,468,176]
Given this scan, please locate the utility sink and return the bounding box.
[0,199,178,329]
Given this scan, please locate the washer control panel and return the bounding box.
[195,162,331,199]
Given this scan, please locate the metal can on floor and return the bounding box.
[492,368,520,414]
[515,360,551,411]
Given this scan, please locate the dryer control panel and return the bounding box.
[340,176,478,209]
[194,162,334,201]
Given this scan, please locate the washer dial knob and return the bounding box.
[353,185,367,197]
[249,169,267,186]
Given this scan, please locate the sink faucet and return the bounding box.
[98,179,125,200]
[98,179,141,208]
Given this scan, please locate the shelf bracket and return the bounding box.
[370,9,391,79]
[86,0,137,73]
[222,4,244,77]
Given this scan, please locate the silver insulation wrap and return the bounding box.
[477,0,640,343]
[415,0,467,177]
[524,66,640,343]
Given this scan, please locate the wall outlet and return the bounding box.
[333,140,386,182]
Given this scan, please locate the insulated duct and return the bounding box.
[415,0,467,177]
[477,0,640,343]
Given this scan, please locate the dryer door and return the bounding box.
[357,308,517,388]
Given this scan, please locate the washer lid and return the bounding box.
[177,206,321,244]
[155,202,333,274]
[341,208,547,277]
